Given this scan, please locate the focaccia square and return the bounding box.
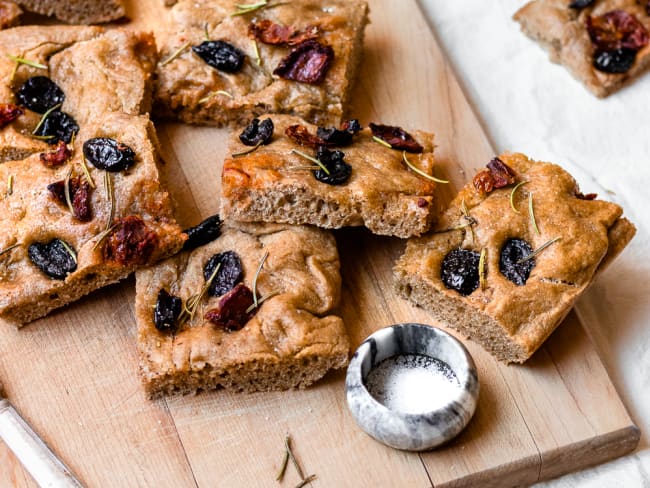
[154,0,369,126]
[394,152,635,363]
[514,0,650,97]
[221,114,441,238]
[136,220,349,398]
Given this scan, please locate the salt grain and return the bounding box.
[365,354,460,414]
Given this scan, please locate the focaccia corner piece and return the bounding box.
[394,152,635,363]
[514,0,650,97]
[136,220,348,398]
[0,28,185,325]
[221,115,440,238]
[14,0,126,24]
[154,0,369,126]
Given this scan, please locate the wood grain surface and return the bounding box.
[0,0,639,486]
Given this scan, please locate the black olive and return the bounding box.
[28,239,77,280]
[569,0,594,8]
[154,289,182,334]
[441,248,480,296]
[239,118,274,146]
[313,146,352,185]
[34,111,79,145]
[192,40,245,73]
[204,251,243,297]
[593,48,637,74]
[83,137,136,172]
[499,238,535,286]
[316,119,362,146]
[182,214,223,251]
[16,76,65,114]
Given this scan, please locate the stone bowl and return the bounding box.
[345,323,479,451]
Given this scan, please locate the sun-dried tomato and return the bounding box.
[285,124,326,147]
[587,10,649,51]
[248,19,319,46]
[205,283,256,332]
[103,215,158,266]
[273,40,334,84]
[39,140,71,168]
[369,123,423,153]
[472,157,517,194]
[47,176,92,222]
[575,190,598,200]
[0,103,23,128]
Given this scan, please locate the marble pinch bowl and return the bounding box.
[345,323,479,451]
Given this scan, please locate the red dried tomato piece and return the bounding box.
[205,283,257,332]
[46,176,92,222]
[285,124,326,147]
[103,215,158,266]
[575,190,598,200]
[248,20,319,46]
[587,10,649,51]
[369,123,423,153]
[472,157,517,194]
[273,40,334,84]
[39,140,71,168]
[0,103,23,128]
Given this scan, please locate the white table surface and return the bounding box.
[419,1,650,486]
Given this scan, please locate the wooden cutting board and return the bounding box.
[0,0,640,486]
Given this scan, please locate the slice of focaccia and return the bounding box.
[154,0,368,126]
[221,114,441,238]
[394,152,635,363]
[136,220,348,398]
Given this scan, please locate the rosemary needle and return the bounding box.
[528,192,540,235]
[517,236,562,264]
[6,174,13,196]
[479,248,487,291]
[285,435,305,480]
[231,141,262,158]
[295,474,317,488]
[0,243,20,257]
[509,180,528,214]
[198,90,234,104]
[64,167,75,217]
[402,151,448,184]
[290,149,330,175]
[276,449,289,481]
[32,103,62,135]
[252,251,269,308]
[7,54,47,70]
[159,41,190,67]
[104,172,114,231]
[372,135,392,148]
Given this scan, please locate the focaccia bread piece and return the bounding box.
[394,152,635,363]
[0,113,186,325]
[0,1,22,29]
[0,26,156,163]
[14,0,126,24]
[154,0,368,126]
[136,220,348,398]
[514,0,650,97]
[221,115,440,238]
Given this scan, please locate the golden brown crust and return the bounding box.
[136,222,349,398]
[221,115,440,238]
[154,0,369,126]
[394,152,635,363]
[14,0,126,24]
[0,1,22,29]
[0,29,185,325]
[514,0,650,97]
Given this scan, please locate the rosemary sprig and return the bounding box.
[32,103,61,135]
[64,167,75,216]
[92,224,116,251]
[7,54,47,70]
[159,41,190,67]
[232,141,262,158]
[252,251,268,308]
[372,135,392,148]
[104,172,114,231]
[59,240,77,264]
[517,236,562,264]
[479,248,487,291]
[295,474,317,488]
[6,174,13,196]
[528,192,540,235]
[178,263,221,325]
[245,291,279,314]
[198,90,234,104]
[0,243,19,257]
[251,38,261,66]
[402,151,448,184]
[80,157,96,188]
[509,180,528,214]
[290,149,330,175]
